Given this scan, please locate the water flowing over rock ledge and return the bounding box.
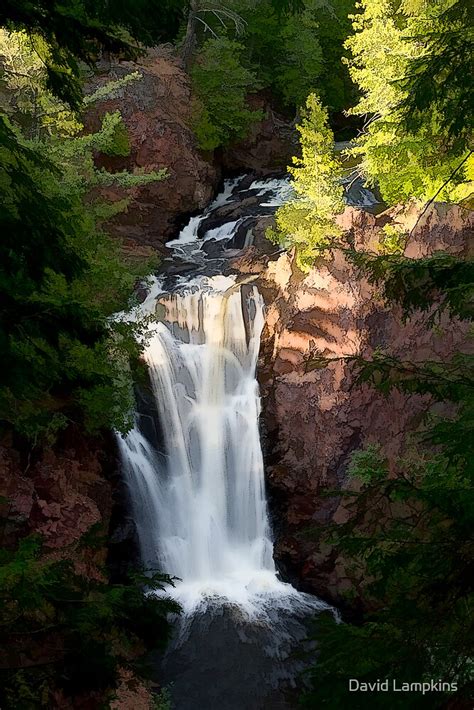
[112,177,339,708]
[85,49,296,256]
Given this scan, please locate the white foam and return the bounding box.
[167,214,206,247]
[202,219,242,242]
[245,177,294,207]
[117,274,332,620]
[208,176,244,209]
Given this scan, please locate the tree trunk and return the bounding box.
[181,0,200,70]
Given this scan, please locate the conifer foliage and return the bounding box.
[0,4,182,707]
[188,0,356,150]
[268,93,344,270]
[345,0,473,205]
[0,31,166,441]
[0,534,179,708]
[0,0,185,106]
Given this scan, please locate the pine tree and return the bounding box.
[0,0,185,106]
[345,0,473,205]
[0,30,166,440]
[269,93,344,270]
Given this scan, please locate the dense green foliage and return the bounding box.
[268,94,344,269]
[0,3,183,707]
[191,37,263,150]
[0,532,179,708]
[345,0,473,205]
[0,0,185,106]
[188,0,356,149]
[397,0,473,153]
[0,32,166,441]
[268,0,473,274]
[235,0,356,111]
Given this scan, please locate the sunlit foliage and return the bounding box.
[0,0,185,106]
[0,31,166,441]
[345,0,473,205]
[269,93,344,270]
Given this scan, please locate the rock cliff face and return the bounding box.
[220,94,296,176]
[245,204,473,606]
[86,51,296,253]
[0,429,154,708]
[86,48,220,252]
[0,428,114,575]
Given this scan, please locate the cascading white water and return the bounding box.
[117,179,333,622]
[118,275,318,615]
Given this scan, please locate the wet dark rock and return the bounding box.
[162,261,200,277]
[221,93,296,174]
[201,239,227,258]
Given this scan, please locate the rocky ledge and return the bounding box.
[234,202,473,608]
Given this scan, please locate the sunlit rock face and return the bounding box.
[254,204,473,608]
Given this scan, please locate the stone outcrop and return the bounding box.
[0,428,115,576]
[250,203,473,607]
[85,48,220,252]
[220,95,296,175]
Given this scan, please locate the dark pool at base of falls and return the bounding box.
[118,173,377,710]
[150,604,319,710]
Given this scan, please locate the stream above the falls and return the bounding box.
[117,174,377,709]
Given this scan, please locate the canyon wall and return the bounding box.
[0,429,154,708]
[240,203,473,608]
[0,429,114,570]
[86,47,220,253]
[86,49,295,254]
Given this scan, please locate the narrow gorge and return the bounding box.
[1,3,472,707]
[112,173,472,706]
[115,178,334,709]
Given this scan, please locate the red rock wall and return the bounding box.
[0,430,155,706]
[85,48,220,252]
[255,204,473,605]
[0,428,114,578]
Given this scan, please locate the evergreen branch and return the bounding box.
[407,150,473,243]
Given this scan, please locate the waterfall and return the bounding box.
[117,179,331,619]
[118,276,306,615]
